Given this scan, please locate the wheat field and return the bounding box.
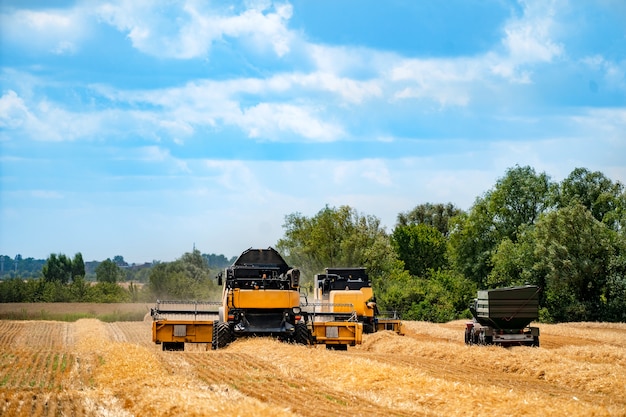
[0,316,624,416]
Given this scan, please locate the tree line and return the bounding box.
[1,165,624,323]
[276,166,626,323]
[0,251,231,303]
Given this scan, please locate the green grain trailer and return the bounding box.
[465,285,540,347]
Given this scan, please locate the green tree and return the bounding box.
[276,205,409,314]
[557,167,625,230]
[487,227,540,289]
[487,165,554,242]
[448,166,555,286]
[42,253,73,284]
[88,282,130,303]
[447,203,496,287]
[377,269,476,322]
[148,263,198,300]
[396,202,463,236]
[0,278,31,302]
[113,255,128,267]
[146,251,218,300]
[533,204,616,322]
[69,275,90,301]
[96,259,122,283]
[180,249,210,282]
[277,205,395,284]
[391,224,447,277]
[72,253,85,279]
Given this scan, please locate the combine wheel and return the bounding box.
[212,321,233,350]
[363,323,375,334]
[464,328,471,345]
[532,336,540,347]
[294,322,312,345]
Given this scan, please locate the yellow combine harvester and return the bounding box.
[152,247,363,351]
[311,268,403,335]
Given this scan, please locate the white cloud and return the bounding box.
[0,8,88,54]
[493,0,564,82]
[582,55,626,92]
[95,0,294,59]
[388,56,483,106]
[0,90,34,130]
[570,107,626,140]
[239,102,343,141]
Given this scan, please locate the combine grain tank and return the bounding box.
[465,285,540,347]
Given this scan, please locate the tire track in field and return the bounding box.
[73,319,299,417]
[0,321,24,349]
[172,344,418,417]
[106,321,153,346]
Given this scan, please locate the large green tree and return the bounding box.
[96,259,123,283]
[391,223,447,277]
[42,253,73,284]
[448,165,555,286]
[72,253,85,279]
[147,250,217,300]
[277,205,397,284]
[396,202,463,236]
[533,203,617,322]
[557,167,625,231]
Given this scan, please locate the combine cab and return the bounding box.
[151,247,364,351]
[311,267,403,335]
[465,285,540,347]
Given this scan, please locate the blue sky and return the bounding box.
[1,0,625,263]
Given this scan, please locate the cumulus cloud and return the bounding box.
[491,0,564,82]
[0,8,88,54]
[0,91,34,129]
[95,0,294,59]
[239,102,343,141]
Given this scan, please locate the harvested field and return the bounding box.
[0,303,154,320]
[0,317,624,416]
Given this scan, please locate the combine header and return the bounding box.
[151,301,219,351]
[151,247,364,351]
[465,285,540,347]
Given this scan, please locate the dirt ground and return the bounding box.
[0,317,624,416]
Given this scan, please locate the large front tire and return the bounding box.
[212,321,233,350]
[294,322,312,345]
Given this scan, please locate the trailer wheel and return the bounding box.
[212,321,233,350]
